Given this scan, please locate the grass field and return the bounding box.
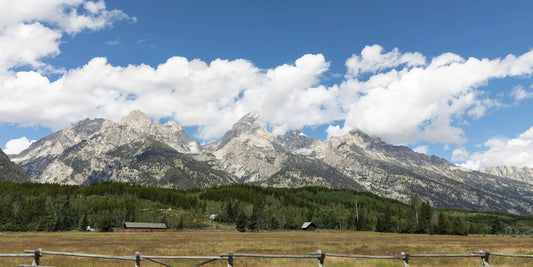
[1,231,532,266]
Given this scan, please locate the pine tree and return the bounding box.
[78,213,88,231]
[491,217,504,235]
[236,209,247,232]
[416,202,433,234]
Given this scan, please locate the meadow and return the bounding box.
[1,231,532,267]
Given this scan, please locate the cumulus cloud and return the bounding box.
[413,145,428,154]
[0,0,133,34]
[4,136,35,154]
[0,0,132,72]
[345,44,426,77]
[4,42,533,143]
[0,22,62,71]
[451,147,470,162]
[459,127,533,170]
[334,46,533,145]
[511,85,533,101]
[0,54,336,139]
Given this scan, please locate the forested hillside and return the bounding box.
[0,181,531,235]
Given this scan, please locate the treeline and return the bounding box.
[0,181,531,235]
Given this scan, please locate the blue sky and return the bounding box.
[2,0,533,170]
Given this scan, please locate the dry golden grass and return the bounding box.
[1,230,532,266]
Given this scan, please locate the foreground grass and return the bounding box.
[1,231,532,266]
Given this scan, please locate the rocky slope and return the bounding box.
[0,148,29,183]
[318,130,533,213]
[10,111,533,214]
[203,112,362,189]
[10,111,219,187]
[483,166,533,185]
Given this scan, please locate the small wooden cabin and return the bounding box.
[123,222,167,232]
[301,222,317,231]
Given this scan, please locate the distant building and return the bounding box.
[301,222,317,231]
[123,222,167,232]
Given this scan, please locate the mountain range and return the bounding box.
[6,110,533,215]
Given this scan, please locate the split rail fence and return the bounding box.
[1,248,532,266]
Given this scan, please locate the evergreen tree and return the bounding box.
[435,212,451,234]
[78,213,88,231]
[416,202,433,234]
[491,217,504,235]
[177,217,184,229]
[270,215,279,230]
[236,209,247,232]
[97,211,113,232]
[452,217,467,236]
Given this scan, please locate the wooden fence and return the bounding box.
[1,248,532,266]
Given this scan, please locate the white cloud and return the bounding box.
[104,39,120,46]
[4,136,35,154]
[0,0,133,35]
[460,127,533,170]
[511,85,533,101]
[413,145,428,154]
[326,125,349,140]
[0,54,337,139]
[451,147,470,162]
[333,46,533,145]
[345,44,426,77]
[0,22,62,71]
[0,0,132,73]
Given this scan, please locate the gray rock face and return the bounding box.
[10,111,533,215]
[12,110,204,186]
[208,112,287,183]
[0,148,29,183]
[11,118,105,178]
[483,166,533,185]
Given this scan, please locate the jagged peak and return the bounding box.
[276,129,318,153]
[68,118,105,136]
[215,112,269,150]
[228,111,267,135]
[163,120,185,131]
[286,129,305,136]
[119,110,152,128]
[331,128,378,143]
[235,111,265,129]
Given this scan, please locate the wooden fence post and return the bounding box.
[227,252,234,267]
[481,250,490,266]
[135,251,141,267]
[317,250,325,267]
[401,252,410,267]
[32,248,42,266]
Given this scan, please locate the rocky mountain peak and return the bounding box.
[119,110,152,129]
[276,129,314,152]
[69,118,106,137]
[12,117,105,163]
[215,112,268,150]
[329,129,379,153]
[234,111,265,132]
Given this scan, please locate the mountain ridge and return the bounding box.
[9,110,533,215]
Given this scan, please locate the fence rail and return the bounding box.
[1,248,532,266]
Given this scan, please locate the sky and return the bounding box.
[1,0,533,171]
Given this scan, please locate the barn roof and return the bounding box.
[301,222,315,229]
[124,222,167,229]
